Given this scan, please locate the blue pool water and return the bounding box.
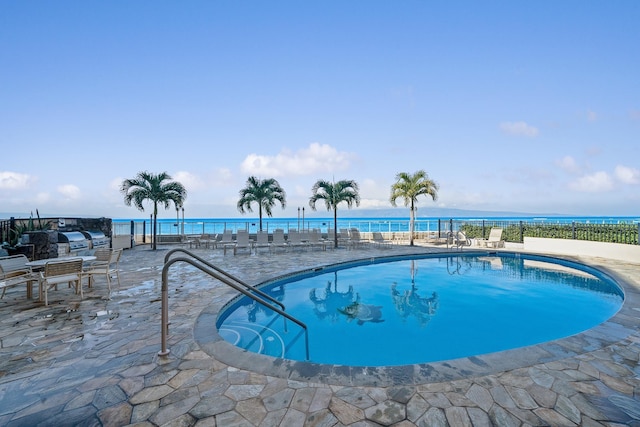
[216,253,623,366]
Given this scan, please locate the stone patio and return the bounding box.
[1,242,639,426]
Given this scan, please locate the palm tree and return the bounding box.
[309,179,360,248]
[390,170,439,246]
[237,176,287,231]
[121,171,187,250]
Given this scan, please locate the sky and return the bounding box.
[1,1,639,220]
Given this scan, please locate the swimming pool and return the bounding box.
[215,253,623,367]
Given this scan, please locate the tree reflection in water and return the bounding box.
[389,259,439,326]
[391,283,439,327]
[309,272,358,322]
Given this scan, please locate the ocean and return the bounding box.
[112,215,640,236]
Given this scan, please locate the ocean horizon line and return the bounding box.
[113,214,640,223]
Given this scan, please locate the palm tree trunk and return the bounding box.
[259,206,263,232]
[409,201,415,246]
[152,204,158,250]
[333,207,338,248]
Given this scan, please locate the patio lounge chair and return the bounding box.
[199,234,217,249]
[339,229,351,246]
[326,229,337,248]
[232,230,252,255]
[480,228,504,248]
[307,229,327,251]
[371,232,392,248]
[287,230,308,251]
[185,235,201,249]
[447,231,471,250]
[254,231,270,253]
[219,230,235,253]
[347,228,366,249]
[270,229,288,253]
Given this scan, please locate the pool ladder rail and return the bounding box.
[159,248,309,360]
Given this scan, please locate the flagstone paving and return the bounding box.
[1,242,639,426]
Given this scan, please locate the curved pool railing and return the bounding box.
[159,249,309,359]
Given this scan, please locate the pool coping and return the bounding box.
[194,250,639,387]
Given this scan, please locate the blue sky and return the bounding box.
[2,1,639,220]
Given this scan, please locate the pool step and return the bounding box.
[218,316,305,358]
[219,321,285,357]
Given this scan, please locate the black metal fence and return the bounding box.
[0,218,14,246]
[452,219,639,245]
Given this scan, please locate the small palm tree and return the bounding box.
[121,171,187,250]
[390,170,439,246]
[309,179,360,248]
[237,176,287,231]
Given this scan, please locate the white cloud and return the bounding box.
[0,171,35,190]
[615,165,640,184]
[173,171,202,190]
[359,198,389,209]
[210,168,234,187]
[556,156,581,174]
[240,143,356,177]
[568,171,613,192]
[499,121,539,137]
[57,184,81,199]
[34,192,51,204]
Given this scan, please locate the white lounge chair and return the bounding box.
[371,232,392,248]
[254,231,270,253]
[185,235,201,248]
[270,229,288,253]
[287,230,308,251]
[480,228,504,248]
[219,230,235,253]
[232,230,252,255]
[307,229,327,251]
[199,233,217,249]
[447,231,471,250]
[347,228,365,250]
[326,229,338,249]
[339,229,351,246]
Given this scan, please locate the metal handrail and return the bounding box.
[164,248,285,311]
[158,254,309,360]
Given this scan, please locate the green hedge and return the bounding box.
[458,222,638,245]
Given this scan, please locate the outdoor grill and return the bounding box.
[81,230,111,249]
[57,231,90,251]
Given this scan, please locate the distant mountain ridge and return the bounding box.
[336,207,569,219]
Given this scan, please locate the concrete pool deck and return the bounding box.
[1,243,639,426]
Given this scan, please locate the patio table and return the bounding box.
[26,256,96,270]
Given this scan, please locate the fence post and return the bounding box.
[519,221,524,243]
[9,217,16,245]
[572,221,576,240]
